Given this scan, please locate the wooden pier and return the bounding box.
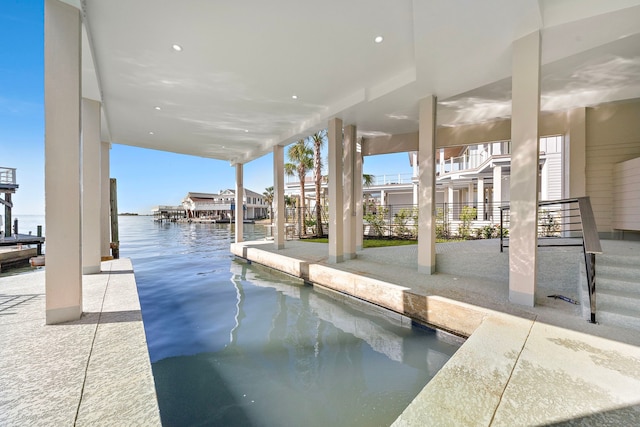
[0,167,46,272]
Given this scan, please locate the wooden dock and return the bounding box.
[0,234,45,272]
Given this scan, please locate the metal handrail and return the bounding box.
[500,197,601,323]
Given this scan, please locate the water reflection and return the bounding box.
[121,217,460,427]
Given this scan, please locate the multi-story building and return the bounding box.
[285,135,564,234]
[182,189,268,221]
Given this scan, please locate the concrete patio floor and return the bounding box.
[232,238,640,426]
[0,258,160,426]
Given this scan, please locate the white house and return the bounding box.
[182,189,268,221]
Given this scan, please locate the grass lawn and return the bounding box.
[301,237,417,248]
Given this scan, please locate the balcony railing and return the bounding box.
[438,141,511,175]
[369,173,414,186]
[0,167,17,186]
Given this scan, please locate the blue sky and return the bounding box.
[2,1,413,215]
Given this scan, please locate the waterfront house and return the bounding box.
[182,189,268,221]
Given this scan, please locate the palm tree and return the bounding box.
[263,186,274,223]
[363,173,375,188]
[284,139,313,237]
[311,130,326,236]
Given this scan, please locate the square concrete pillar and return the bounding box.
[82,98,102,274]
[44,0,82,324]
[417,95,437,274]
[355,139,364,251]
[328,118,344,263]
[567,107,587,198]
[509,31,541,307]
[100,141,111,258]
[273,145,285,249]
[493,165,502,222]
[477,177,485,221]
[235,163,244,243]
[343,125,357,260]
[447,186,454,223]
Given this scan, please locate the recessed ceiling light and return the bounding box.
[154,106,161,110]
[374,36,383,43]
[292,94,298,100]
[172,44,183,52]
[244,129,249,133]
[149,131,154,135]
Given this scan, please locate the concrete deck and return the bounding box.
[232,239,640,426]
[0,258,160,426]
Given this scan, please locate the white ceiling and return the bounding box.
[77,0,640,163]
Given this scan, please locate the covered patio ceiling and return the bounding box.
[71,0,640,164]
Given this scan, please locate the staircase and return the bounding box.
[579,252,640,331]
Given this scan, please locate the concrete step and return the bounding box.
[579,259,640,284]
[597,307,640,331]
[578,253,640,330]
[598,289,640,313]
[579,271,640,294]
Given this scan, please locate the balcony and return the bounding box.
[0,167,17,190]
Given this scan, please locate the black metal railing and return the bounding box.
[500,197,602,323]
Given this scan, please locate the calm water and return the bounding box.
[15,215,461,426]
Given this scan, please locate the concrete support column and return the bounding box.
[235,163,244,243]
[380,190,386,207]
[355,139,364,251]
[447,186,454,222]
[413,183,419,206]
[81,99,102,274]
[493,165,502,222]
[44,0,82,324]
[565,107,587,236]
[567,107,587,198]
[439,148,445,175]
[417,95,437,274]
[343,125,356,259]
[509,31,541,307]
[477,177,485,221]
[328,118,344,263]
[273,145,285,249]
[100,142,111,258]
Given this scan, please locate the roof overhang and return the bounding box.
[73,0,640,164]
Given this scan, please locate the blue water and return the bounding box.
[22,215,461,426]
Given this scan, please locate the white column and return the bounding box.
[447,186,454,223]
[439,148,445,174]
[81,99,102,274]
[567,108,586,198]
[328,118,344,263]
[355,139,364,251]
[273,145,285,249]
[100,141,111,258]
[509,31,541,307]
[493,165,502,222]
[477,177,485,221]
[44,0,82,324]
[343,125,356,259]
[468,183,474,206]
[235,163,244,243]
[380,190,386,207]
[417,95,437,274]
[413,183,419,206]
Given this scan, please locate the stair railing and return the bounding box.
[500,197,602,323]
